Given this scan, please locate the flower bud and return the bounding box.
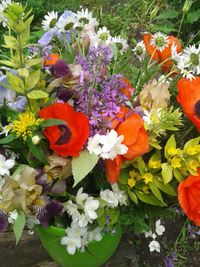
[182,0,193,13]
[32,135,40,145]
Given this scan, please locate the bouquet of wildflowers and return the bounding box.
[0,0,200,257]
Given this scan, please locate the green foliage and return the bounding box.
[13,211,26,244]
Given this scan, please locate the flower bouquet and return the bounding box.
[0,1,200,266]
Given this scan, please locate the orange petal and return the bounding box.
[106,155,122,184]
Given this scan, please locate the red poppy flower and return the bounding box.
[39,102,89,156]
[121,78,134,99]
[177,77,200,131]
[178,169,200,226]
[143,33,182,72]
[44,54,60,66]
[106,112,149,183]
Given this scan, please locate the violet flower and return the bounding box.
[50,60,71,78]
[0,211,8,233]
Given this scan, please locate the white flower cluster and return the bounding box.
[0,153,15,189]
[144,219,165,253]
[61,185,127,254]
[41,9,128,55]
[87,129,128,160]
[0,0,12,27]
[172,44,200,80]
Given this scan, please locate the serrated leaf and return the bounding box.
[27,90,49,99]
[13,211,25,244]
[187,10,200,23]
[72,150,99,187]
[161,163,173,183]
[156,10,179,20]
[40,119,66,128]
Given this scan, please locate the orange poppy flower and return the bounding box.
[178,169,200,226]
[143,33,182,71]
[121,78,134,99]
[39,102,89,156]
[177,77,200,131]
[106,112,149,183]
[44,54,60,66]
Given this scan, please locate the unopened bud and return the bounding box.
[182,0,193,13]
[32,135,40,145]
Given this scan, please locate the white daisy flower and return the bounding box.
[0,0,12,27]
[155,219,165,236]
[76,8,99,30]
[97,26,111,45]
[111,36,129,55]
[178,63,195,81]
[133,41,146,61]
[56,12,77,32]
[181,44,200,75]
[150,32,169,52]
[171,43,182,63]
[149,240,160,252]
[42,11,58,31]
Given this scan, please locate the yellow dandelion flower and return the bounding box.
[11,112,43,141]
[142,172,153,184]
[171,156,182,169]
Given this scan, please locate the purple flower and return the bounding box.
[0,211,8,233]
[50,60,71,78]
[165,253,176,267]
[37,197,63,227]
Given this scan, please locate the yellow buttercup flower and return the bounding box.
[167,147,181,157]
[11,112,43,141]
[142,172,153,184]
[128,177,136,188]
[148,159,161,169]
[171,156,182,169]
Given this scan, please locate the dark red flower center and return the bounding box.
[194,100,200,118]
[56,125,71,145]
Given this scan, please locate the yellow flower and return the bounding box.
[142,185,149,194]
[189,159,199,171]
[185,146,200,156]
[171,156,182,169]
[128,177,136,188]
[167,147,181,157]
[142,172,153,184]
[148,159,161,169]
[11,112,43,141]
[129,170,137,178]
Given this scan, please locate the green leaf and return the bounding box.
[4,35,18,49]
[156,10,179,20]
[40,119,66,128]
[173,169,183,182]
[13,211,25,244]
[183,137,200,152]
[135,191,165,206]
[150,24,178,34]
[27,90,49,99]
[118,169,129,185]
[0,60,18,68]
[0,134,16,145]
[137,157,147,176]
[187,10,200,23]
[161,163,173,183]
[154,177,177,196]
[27,138,47,164]
[26,69,41,91]
[149,182,165,204]
[164,135,176,159]
[128,188,138,204]
[25,58,42,67]
[72,150,99,187]
[6,71,25,94]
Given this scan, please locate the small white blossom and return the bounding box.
[111,36,129,55]
[149,240,160,252]
[8,210,18,224]
[56,11,77,32]
[0,154,15,176]
[87,134,102,155]
[145,230,153,238]
[88,226,102,242]
[84,197,99,220]
[155,219,165,236]
[111,183,128,205]
[0,0,12,27]
[32,135,40,145]
[100,189,119,208]
[61,235,82,255]
[76,187,88,206]
[64,200,80,222]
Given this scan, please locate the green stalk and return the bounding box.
[177,13,185,39]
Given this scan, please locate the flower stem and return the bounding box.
[177,13,185,39]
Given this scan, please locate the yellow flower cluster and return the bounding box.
[11,112,43,141]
